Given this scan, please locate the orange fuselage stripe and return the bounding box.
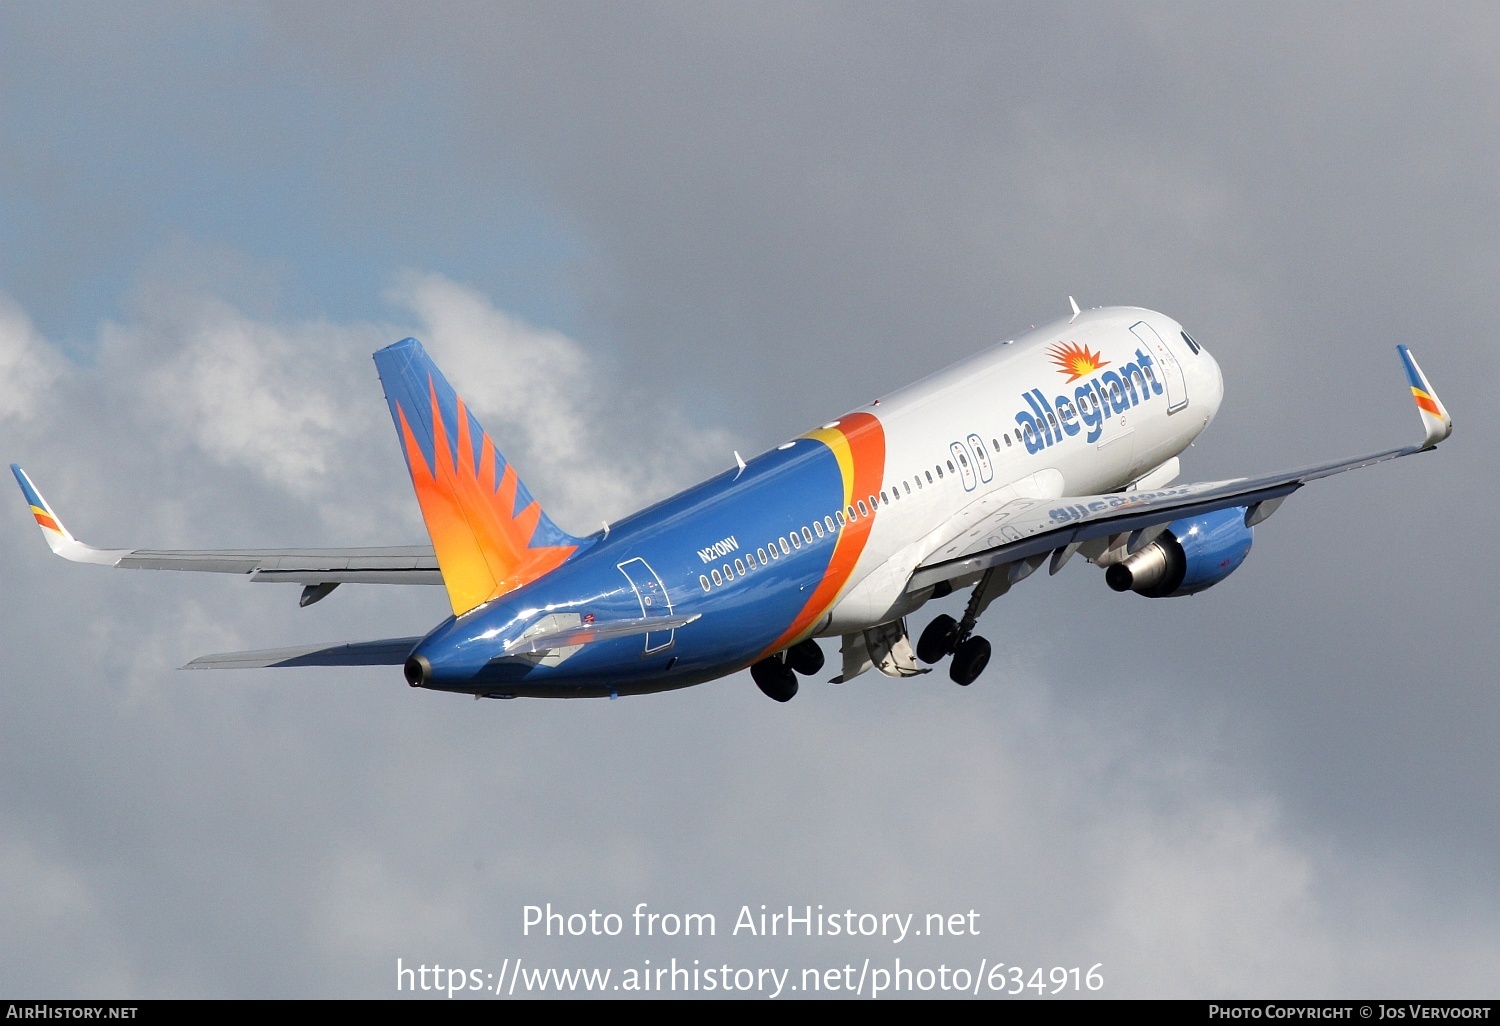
[758,411,886,658]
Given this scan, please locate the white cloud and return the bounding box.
[102,293,378,500]
[1,279,1495,998]
[0,295,64,422]
[391,270,730,530]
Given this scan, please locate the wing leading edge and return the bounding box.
[909,345,1452,592]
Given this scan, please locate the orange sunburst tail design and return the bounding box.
[374,338,586,616]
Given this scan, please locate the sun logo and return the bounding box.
[1048,341,1109,382]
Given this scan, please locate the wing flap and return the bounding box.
[119,547,442,584]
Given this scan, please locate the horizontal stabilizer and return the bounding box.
[183,637,424,670]
[504,614,701,655]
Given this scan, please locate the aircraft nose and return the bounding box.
[1203,349,1225,414]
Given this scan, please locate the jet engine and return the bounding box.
[1105,507,1253,598]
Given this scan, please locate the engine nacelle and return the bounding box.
[1104,507,1253,598]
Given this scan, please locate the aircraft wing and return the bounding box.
[909,345,1452,592]
[11,465,441,595]
[183,637,426,669]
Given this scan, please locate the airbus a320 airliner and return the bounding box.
[13,303,1451,701]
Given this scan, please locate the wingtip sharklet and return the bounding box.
[1396,345,1452,450]
[10,464,127,565]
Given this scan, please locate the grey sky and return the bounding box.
[1,3,1496,997]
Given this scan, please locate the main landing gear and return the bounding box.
[751,638,825,702]
[917,570,999,687]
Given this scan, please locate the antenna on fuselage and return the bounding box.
[1068,296,1081,323]
[733,451,747,479]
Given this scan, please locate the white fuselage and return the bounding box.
[820,306,1223,633]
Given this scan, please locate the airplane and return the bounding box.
[11,301,1452,702]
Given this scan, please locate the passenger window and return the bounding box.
[890,488,899,502]
[790,532,801,550]
[835,510,846,526]
[925,471,933,483]
[936,466,944,479]
[880,491,889,504]
[735,558,745,575]
[779,538,790,555]
[847,504,857,521]
[857,500,869,516]
[946,460,955,473]
[711,569,722,586]
[992,438,1000,452]
[802,526,814,544]
[903,481,911,495]
[813,520,824,538]
[824,515,835,533]
[1004,434,1012,447]
[758,547,767,563]
[958,453,968,467]
[768,544,779,560]
[723,563,733,580]
[700,575,711,592]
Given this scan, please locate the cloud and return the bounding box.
[0,295,64,423]
[116,293,375,499]
[389,270,731,530]
[2,270,1497,997]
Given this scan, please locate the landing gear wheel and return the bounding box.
[917,614,959,664]
[949,636,991,686]
[751,657,800,702]
[785,638,825,676]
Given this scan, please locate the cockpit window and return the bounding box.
[1181,330,1201,355]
